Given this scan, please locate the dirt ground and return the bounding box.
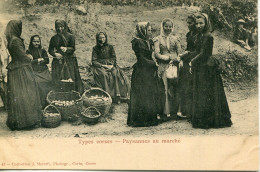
[0,4,258,138]
[0,86,258,138]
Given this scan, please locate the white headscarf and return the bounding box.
[160,18,174,50]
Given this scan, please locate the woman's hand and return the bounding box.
[37,58,44,63]
[55,53,63,60]
[27,54,33,61]
[60,46,67,53]
[189,62,192,74]
[179,51,189,58]
[179,60,183,68]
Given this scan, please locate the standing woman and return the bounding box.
[48,20,84,94]
[127,22,164,127]
[91,32,130,103]
[179,14,197,118]
[26,35,52,108]
[4,20,42,130]
[153,18,182,120]
[190,13,232,128]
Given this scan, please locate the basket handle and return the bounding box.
[83,87,112,101]
[43,104,60,114]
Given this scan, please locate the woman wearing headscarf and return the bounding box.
[91,31,130,103]
[178,13,197,119]
[127,22,164,127]
[26,35,52,108]
[4,20,42,130]
[153,18,182,121]
[189,13,232,129]
[48,20,84,94]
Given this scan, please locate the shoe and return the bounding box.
[177,112,187,118]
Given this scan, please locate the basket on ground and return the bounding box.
[81,106,102,125]
[82,87,112,116]
[42,104,61,128]
[47,90,83,121]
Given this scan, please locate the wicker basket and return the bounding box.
[81,106,102,125]
[42,104,61,128]
[82,88,112,116]
[46,90,83,121]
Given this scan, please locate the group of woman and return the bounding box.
[127,13,232,129]
[3,19,130,130]
[4,12,232,131]
[4,20,84,130]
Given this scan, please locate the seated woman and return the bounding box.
[26,35,52,108]
[233,19,251,51]
[153,18,182,120]
[91,31,130,103]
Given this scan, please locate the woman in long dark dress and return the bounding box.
[190,13,232,129]
[127,22,164,127]
[179,14,197,118]
[26,35,52,108]
[4,20,42,130]
[48,20,84,94]
[91,32,130,103]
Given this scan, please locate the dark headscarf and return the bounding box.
[4,20,22,48]
[133,22,151,40]
[55,20,72,34]
[96,31,108,46]
[187,13,197,32]
[196,13,213,34]
[28,35,42,52]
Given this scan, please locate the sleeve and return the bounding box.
[10,39,31,62]
[172,36,182,62]
[66,34,75,55]
[153,37,170,61]
[110,45,117,66]
[132,39,156,67]
[191,35,214,66]
[48,37,56,57]
[41,49,49,65]
[91,47,103,67]
[175,36,182,56]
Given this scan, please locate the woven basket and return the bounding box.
[81,106,102,125]
[46,90,83,121]
[42,104,61,128]
[82,87,112,116]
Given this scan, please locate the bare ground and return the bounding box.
[0,86,257,138]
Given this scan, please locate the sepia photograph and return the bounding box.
[0,0,258,170]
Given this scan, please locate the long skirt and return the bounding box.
[178,62,193,118]
[158,62,179,115]
[6,65,42,130]
[191,65,232,129]
[34,69,52,108]
[92,65,130,99]
[127,64,164,127]
[52,56,84,94]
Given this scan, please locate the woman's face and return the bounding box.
[98,33,106,44]
[187,18,195,31]
[146,26,152,38]
[195,17,206,33]
[32,37,40,48]
[163,21,173,35]
[57,24,64,33]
